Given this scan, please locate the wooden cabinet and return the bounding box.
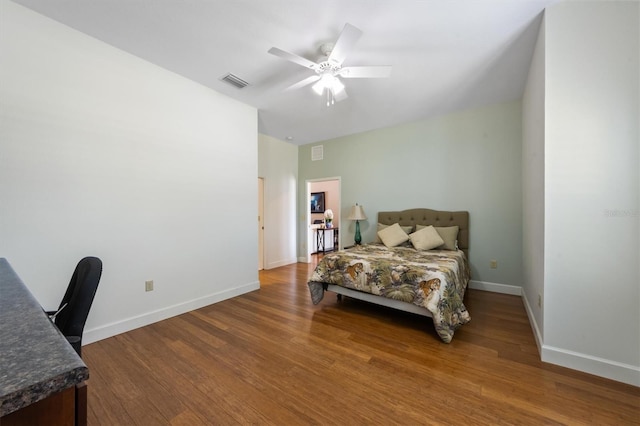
[1,383,86,426]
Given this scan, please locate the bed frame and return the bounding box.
[325,208,470,317]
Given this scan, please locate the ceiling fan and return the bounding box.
[268,23,392,106]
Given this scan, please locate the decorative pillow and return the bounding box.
[434,226,459,250]
[409,225,445,251]
[401,225,414,234]
[377,223,410,247]
[376,223,413,243]
[416,225,459,250]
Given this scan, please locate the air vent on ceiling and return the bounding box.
[311,145,323,161]
[221,73,249,89]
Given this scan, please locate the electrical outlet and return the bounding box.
[490,259,498,269]
[145,280,154,292]
[538,294,542,308]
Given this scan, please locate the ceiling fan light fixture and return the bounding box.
[311,79,325,95]
[332,78,345,94]
[312,74,344,97]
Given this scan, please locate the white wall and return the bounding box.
[0,0,259,343]
[543,1,639,385]
[298,101,523,289]
[522,13,546,347]
[257,134,298,269]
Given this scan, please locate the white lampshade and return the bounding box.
[312,74,345,96]
[347,204,367,221]
[311,78,325,96]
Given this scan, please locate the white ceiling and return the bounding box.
[13,0,558,145]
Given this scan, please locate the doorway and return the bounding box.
[258,177,264,270]
[306,177,341,263]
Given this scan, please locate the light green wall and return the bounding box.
[298,100,523,286]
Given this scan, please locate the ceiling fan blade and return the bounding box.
[268,47,318,70]
[339,66,392,78]
[328,23,362,65]
[285,75,321,91]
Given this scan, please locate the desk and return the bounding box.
[315,227,339,253]
[0,258,88,425]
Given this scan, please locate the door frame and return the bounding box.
[305,177,341,263]
[258,177,265,270]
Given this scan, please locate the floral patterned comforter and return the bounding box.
[308,244,471,343]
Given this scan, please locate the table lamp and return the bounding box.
[347,203,367,245]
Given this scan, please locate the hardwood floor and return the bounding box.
[83,260,639,425]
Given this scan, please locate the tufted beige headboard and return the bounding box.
[377,208,469,258]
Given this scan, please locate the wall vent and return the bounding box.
[311,145,323,161]
[220,73,249,89]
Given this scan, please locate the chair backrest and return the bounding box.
[54,256,102,342]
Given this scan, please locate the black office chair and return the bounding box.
[48,256,102,357]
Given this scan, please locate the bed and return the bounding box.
[308,208,470,343]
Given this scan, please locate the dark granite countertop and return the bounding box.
[0,258,89,417]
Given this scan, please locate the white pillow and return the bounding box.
[376,223,413,243]
[377,223,410,247]
[415,225,459,250]
[409,225,445,251]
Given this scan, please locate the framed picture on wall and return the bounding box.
[310,192,325,213]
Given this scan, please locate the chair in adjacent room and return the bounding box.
[48,256,102,357]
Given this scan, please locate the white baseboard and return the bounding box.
[468,279,521,295]
[266,258,298,269]
[521,291,543,353]
[82,281,260,345]
[542,344,640,387]
[298,256,309,263]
